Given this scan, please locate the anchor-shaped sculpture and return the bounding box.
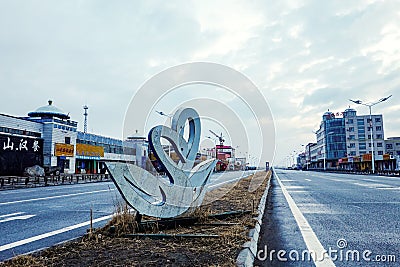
[106,108,217,218]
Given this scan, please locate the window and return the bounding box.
[349,143,355,148]
[65,137,71,144]
[359,143,366,150]
[375,118,381,123]
[367,127,372,131]
[349,151,356,156]
[349,135,355,140]
[376,126,382,131]
[378,151,383,155]
[377,142,383,147]
[376,134,383,139]
[368,135,371,139]
[64,159,70,169]
[367,118,372,123]
[386,144,393,149]
[348,127,354,132]
[348,119,354,124]
[397,151,400,156]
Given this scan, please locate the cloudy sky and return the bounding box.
[1,0,399,166]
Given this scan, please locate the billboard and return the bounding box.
[76,143,104,159]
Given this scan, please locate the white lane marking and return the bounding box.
[376,187,400,190]
[0,182,115,196]
[305,179,312,182]
[0,214,113,252]
[0,189,115,206]
[0,212,24,219]
[0,214,36,223]
[285,186,305,190]
[275,172,336,267]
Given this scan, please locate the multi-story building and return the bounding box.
[306,108,389,170]
[343,108,385,157]
[385,137,400,156]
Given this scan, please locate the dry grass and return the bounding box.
[0,255,44,267]
[2,170,271,267]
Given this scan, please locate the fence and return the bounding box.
[0,174,111,190]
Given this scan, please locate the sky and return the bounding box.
[1,0,399,166]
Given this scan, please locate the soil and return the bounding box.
[1,171,270,267]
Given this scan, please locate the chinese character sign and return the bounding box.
[1,134,43,154]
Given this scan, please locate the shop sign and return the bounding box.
[76,143,104,157]
[1,134,43,154]
[55,143,74,157]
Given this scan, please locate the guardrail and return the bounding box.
[304,168,400,176]
[0,174,111,190]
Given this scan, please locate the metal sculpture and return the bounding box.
[106,108,217,218]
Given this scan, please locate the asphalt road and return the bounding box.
[256,169,400,267]
[0,170,253,261]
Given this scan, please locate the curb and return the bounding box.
[236,170,272,267]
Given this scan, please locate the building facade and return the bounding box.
[0,100,146,175]
[305,108,392,171]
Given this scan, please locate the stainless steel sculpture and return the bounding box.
[106,108,217,218]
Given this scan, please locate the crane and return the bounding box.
[209,130,225,146]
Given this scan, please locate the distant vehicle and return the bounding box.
[245,166,257,170]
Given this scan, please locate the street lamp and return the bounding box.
[324,132,335,171]
[349,95,392,173]
[155,110,173,157]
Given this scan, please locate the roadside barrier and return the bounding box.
[0,174,110,190]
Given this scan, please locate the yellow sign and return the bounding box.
[76,143,104,157]
[55,143,74,157]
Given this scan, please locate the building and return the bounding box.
[0,100,146,175]
[343,108,385,157]
[26,100,78,174]
[306,108,393,171]
[385,137,400,156]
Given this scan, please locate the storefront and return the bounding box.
[75,143,104,174]
[54,143,74,174]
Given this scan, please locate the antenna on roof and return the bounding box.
[83,105,88,133]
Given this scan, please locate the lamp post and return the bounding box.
[155,110,172,157]
[349,95,392,174]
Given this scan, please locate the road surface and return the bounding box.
[0,170,253,261]
[256,169,399,267]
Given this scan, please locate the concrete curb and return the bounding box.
[236,171,272,267]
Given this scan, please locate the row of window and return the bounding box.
[348,134,383,140]
[359,150,385,155]
[76,139,137,155]
[346,150,387,156]
[348,126,382,132]
[347,118,381,124]
[53,124,77,132]
[349,142,384,149]
[0,126,41,137]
